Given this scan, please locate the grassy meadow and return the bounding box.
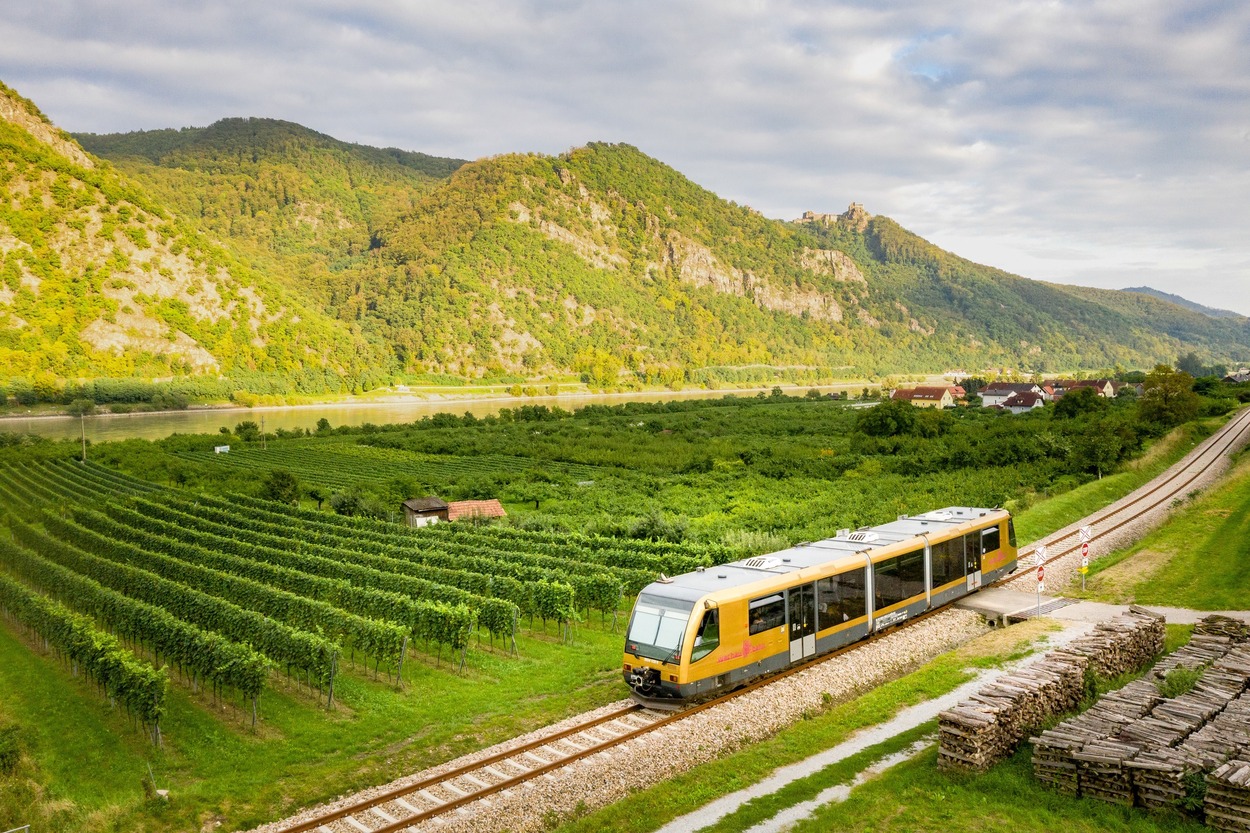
[1076,449,1250,609]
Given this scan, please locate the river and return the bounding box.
[2,385,863,444]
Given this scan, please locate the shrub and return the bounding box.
[1158,666,1202,698]
[0,724,23,775]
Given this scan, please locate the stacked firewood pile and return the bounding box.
[1195,615,1250,642]
[938,609,1165,772]
[1207,759,1250,833]
[1069,606,1169,679]
[1029,618,1250,824]
[1033,680,1160,795]
[1131,687,1250,811]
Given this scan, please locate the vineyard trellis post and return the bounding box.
[509,609,519,656]
[396,635,408,686]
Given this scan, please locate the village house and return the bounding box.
[889,386,954,408]
[1223,368,1250,384]
[1070,379,1116,398]
[1045,379,1117,399]
[979,382,1046,407]
[1000,391,1047,415]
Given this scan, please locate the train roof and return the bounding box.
[640,506,1007,604]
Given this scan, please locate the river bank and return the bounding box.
[0,381,884,443]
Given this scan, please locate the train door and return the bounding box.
[788,583,817,662]
[965,529,983,591]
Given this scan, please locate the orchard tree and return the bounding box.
[260,469,300,505]
[1139,365,1199,429]
[856,398,917,437]
[1052,386,1108,419]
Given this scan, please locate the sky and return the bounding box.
[3,0,1249,315]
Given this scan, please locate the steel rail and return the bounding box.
[281,601,953,832]
[275,703,645,833]
[996,406,1250,582]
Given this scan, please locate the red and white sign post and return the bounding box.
[1078,526,1093,591]
[1035,544,1048,616]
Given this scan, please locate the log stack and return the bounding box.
[940,610,1164,772]
[1195,615,1250,642]
[1033,636,1250,818]
[1130,688,1250,811]
[1062,608,1166,679]
[1206,760,1250,833]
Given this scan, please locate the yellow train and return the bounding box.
[623,506,1017,704]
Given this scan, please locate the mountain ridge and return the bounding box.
[3,79,1248,395]
[1119,286,1242,319]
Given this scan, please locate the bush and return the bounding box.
[0,723,22,775]
[1158,666,1202,698]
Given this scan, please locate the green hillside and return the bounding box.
[0,83,390,393]
[338,141,1250,378]
[5,77,1250,397]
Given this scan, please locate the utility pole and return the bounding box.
[80,413,87,463]
[261,414,266,451]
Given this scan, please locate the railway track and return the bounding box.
[273,599,963,833]
[999,405,1250,587]
[273,407,1250,833]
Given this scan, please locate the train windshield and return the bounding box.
[625,593,695,662]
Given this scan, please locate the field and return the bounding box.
[0,457,713,831]
[0,394,1240,832]
[92,392,1189,546]
[1077,450,1250,609]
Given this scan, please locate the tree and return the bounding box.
[1139,365,1199,429]
[1052,386,1108,419]
[855,399,917,437]
[1177,352,1204,377]
[234,420,260,441]
[259,469,300,504]
[65,398,97,417]
[1068,415,1137,479]
[315,418,332,434]
[307,486,328,510]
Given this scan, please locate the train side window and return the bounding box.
[899,549,925,597]
[964,531,983,560]
[749,594,785,635]
[1008,518,1017,548]
[691,609,720,661]
[817,568,866,628]
[931,537,964,586]
[873,557,903,609]
[982,525,1001,553]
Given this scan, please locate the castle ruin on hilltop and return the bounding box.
[794,202,871,232]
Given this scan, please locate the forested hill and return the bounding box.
[1118,286,1243,319]
[0,82,390,391]
[5,77,1250,392]
[324,141,1250,380]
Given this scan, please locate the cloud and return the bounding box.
[3,0,1248,316]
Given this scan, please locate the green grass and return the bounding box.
[694,723,936,833]
[791,744,1205,833]
[0,613,628,832]
[1077,451,1250,609]
[552,624,1200,833]
[1013,420,1217,545]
